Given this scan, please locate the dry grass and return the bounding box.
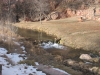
[13,16,100,51]
[0,24,25,54]
[19,60,35,66]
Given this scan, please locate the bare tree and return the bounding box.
[32,0,50,23]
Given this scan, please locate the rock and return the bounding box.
[54,55,63,62]
[66,8,74,17]
[79,61,84,65]
[90,67,99,73]
[50,12,59,20]
[97,18,100,22]
[59,13,67,19]
[90,67,100,75]
[97,68,100,74]
[63,59,76,66]
[79,54,92,60]
[91,58,100,63]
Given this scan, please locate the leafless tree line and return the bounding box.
[0,0,99,23]
[0,0,50,22]
[61,0,99,10]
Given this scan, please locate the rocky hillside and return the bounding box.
[0,0,100,22]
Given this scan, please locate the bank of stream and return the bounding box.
[14,27,100,75]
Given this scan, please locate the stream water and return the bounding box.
[15,27,100,59]
[17,28,56,41]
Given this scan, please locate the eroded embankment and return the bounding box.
[13,17,100,52]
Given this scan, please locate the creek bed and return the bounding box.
[15,27,100,75]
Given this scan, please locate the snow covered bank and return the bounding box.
[3,64,46,75]
[0,48,46,75]
[0,47,71,75]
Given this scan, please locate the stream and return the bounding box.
[17,28,56,41]
[14,27,100,75]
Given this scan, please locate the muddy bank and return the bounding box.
[13,17,100,52]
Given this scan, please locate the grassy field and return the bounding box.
[13,16,100,51]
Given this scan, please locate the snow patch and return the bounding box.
[0,47,46,75]
[0,57,8,65]
[2,64,46,75]
[0,46,70,75]
[21,46,25,50]
[6,53,23,64]
[0,48,8,55]
[40,42,65,49]
[35,62,39,65]
[21,46,27,53]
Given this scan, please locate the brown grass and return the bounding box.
[19,60,35,66]
[13,16,100,51]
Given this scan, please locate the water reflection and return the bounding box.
[17,28,56,41]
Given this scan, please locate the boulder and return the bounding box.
[90,67,99,73]
[59,12,67,19]
[79,54,92,60]
[98,68,100,74]
[97,18,100,22]
[50,12,59,20]
[66,8,74,17]
[90,67,100,75]
[63,59,76,66]
[90,58,100,63]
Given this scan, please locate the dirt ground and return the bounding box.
[13,16,100,52]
